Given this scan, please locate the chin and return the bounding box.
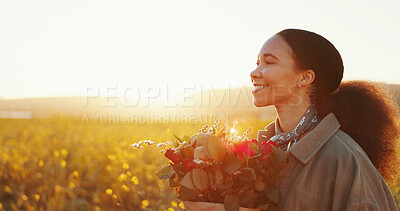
[253,100,269,107]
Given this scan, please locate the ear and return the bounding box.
[299,69,315,86]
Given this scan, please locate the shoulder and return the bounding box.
[317,129,370,165]
[315,129,380,179]
[299,129,368,183]
[316,129,397,209]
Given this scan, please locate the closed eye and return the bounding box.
[258,60,273,65]
[256,56,275,66]
[262,53,279,65]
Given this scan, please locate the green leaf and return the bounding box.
[223,178,235,189]
[155,165,174,180]
[171,164,185,177]
[221,188,234,197]
[192,168,209,190]
[208,136,226,161]
[254,179,265,191]
[206,190,219,202]
[222,155,242,172]
[238,188,254,205]
[238,167,257,182]
[223,194,239,211]
[169,173,179,187]
[266,188,280,204]
[180,171,195,190]
[177,187,198,201]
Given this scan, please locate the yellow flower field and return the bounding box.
[0,117,399,210]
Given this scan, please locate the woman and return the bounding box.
[251,29,399,210]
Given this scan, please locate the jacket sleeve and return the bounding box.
[331,133,398,211]
[347,203,377,211]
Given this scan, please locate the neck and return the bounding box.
[275,103,311,133]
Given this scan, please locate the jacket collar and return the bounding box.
[257,112,341,164]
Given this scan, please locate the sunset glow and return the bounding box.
[1,0,400,100]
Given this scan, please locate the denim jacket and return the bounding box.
[257,113,398,211]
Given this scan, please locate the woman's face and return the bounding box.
[250,35,304,107]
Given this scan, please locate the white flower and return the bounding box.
[144,140,155,145]
[192,159,205,165]
[157,142,166,148]
[131,142,144,149]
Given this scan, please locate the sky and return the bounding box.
[1,0,400,100]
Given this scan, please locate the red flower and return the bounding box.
[234,140,256,161]
[183,158,197,174]
[165,148,182,164]
[260,140,278,161]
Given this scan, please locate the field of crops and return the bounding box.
[0,116,399,210]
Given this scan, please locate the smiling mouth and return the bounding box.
[252,85,269,94]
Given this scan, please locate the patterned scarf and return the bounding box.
[270,105,319,150]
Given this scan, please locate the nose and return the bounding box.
[250,68,262,82]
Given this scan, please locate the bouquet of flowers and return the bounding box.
[143,120,288,211]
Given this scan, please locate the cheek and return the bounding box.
[260,68,279,83]
[270,77,297,98]
[278,71,298,87]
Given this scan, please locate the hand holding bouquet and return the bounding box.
[148,121,287,211]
